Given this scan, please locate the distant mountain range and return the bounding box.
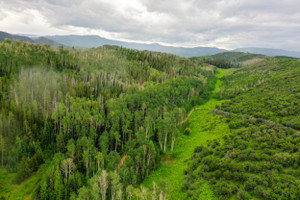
[0,31,61,47]
[1,31,300,58]
[45,35,226,57]
[234,48,300,58]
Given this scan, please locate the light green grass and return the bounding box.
[213,68,228,94]
[0,162,50,200]
[142,68,231,199]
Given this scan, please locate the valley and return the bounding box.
[0,40,299,200]
[1,1,300,199]
[142,69,230,200]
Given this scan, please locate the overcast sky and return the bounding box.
[1,0,300,50]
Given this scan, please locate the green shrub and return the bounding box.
[237,188,251,200]
[184,128,192,135]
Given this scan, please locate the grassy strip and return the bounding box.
[0,162,50,200]
[142,69,231,199]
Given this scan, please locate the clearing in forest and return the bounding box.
[142,69,231,200]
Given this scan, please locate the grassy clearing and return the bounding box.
[142,68,231,199]
[0,162,50,200]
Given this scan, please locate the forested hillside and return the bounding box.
[183,57,300,200]
[0,39,216,199]
[0,39,299,200]
[200,52,267,69]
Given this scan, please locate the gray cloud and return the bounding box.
[0,0,300,50]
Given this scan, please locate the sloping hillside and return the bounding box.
[0,31,33,43]
[235,47,300,58]
[199,52,268,68]
[0,31,62,46]
[184,57,300,200]
[211,52,267,66]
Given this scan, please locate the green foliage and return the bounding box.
[219,58,300,129]
[2,40,298,200]
[203,52,267,69]
[15,150,44,183]
[143,70,229,200]
[184,57,300,200]
[0,41,216,199]
[183,128,192,135]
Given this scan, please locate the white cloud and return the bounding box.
[0,0,299,51]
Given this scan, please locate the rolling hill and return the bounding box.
[234,47,300,58]
[0,31,33,43]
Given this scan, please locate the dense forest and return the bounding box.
[0,39,216,199]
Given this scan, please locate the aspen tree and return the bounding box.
[98,170,108,200]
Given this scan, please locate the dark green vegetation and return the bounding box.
[0,39,216,199]
[0,38,299,200]
[183,57,300,199]
[201,52,267,68]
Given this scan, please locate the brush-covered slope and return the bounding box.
[184,57,300,200]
